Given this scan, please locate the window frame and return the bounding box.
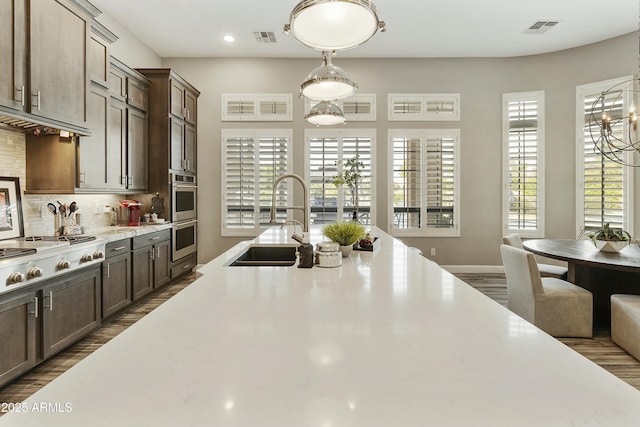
[501,90,546,238]
[388,128,461,238]
[575,76,634,237]
[304,129,377,226]
[220,129,293,237]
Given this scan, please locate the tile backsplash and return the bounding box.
[1,127,147,236]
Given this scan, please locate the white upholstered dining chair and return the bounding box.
[502,234,568,280]
[500,244,593,337]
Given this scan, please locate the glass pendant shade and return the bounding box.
[306,100,346,125]
[301,53,357,101]
[285,0,385,51]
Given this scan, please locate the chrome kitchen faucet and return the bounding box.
[270,174,309,240]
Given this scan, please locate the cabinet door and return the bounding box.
[108,99,127,189]
[108,65,127,102]
[170,116,185,171]
[184,89,197,125]
[79,86,109,189]
[102,252,132,318]
[170,80,185,117]
[184,123,197,173]
[41,267,101,359]
[153,240,171,288]
[127,107,148,190]
[0,292,38,387]
[132,247,153,301]
[30,0,88,125]
[0,0,26,111]
[127,78,148,112]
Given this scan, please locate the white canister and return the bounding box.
[315,241,342,268]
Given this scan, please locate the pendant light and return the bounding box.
[284,0,386,51]
[305,100,346,126]
[301,51,357,101]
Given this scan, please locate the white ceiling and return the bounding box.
[91,0,638,59]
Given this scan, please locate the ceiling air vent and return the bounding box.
[524,21,559,34]
[254,31,277,43]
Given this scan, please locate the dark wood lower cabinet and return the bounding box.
[102,239,132,318]
[41,266,101,359]
[132,246,154,301]
[0,292,38,387]
[132,230,171,301]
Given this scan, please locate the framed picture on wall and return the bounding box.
[0,177,24,240]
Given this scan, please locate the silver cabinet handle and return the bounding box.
[44,291,53,311]
[79,171,86,184]
[151,236,160,241]
[182,264,192,270]
[127,176,133,186]
[120,175,127,186]
[151,248,155,261]
[32,91,41,110]
[155,247,160,259]
[105,262,110,278]
[112,246,127,251]
[30,296,39,318]
[16,85,25,106]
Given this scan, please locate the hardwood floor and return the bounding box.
[1,271,638,411]
[456,273,640,391]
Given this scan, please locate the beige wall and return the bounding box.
[160,32,636,266]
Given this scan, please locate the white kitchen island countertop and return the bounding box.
[1,226,640,426]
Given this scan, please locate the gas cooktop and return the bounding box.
[0,235,97,254]
[23,235,97,244]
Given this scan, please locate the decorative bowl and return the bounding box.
[595,240,628,253]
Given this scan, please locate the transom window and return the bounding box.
[388,129,460,237]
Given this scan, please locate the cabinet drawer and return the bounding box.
[132,229,170,249]
[171,253,197,279]
[105,239,131,257]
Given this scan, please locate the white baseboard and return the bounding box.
[441,265,505,274]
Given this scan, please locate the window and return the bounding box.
[304,94,376,121]
[221,94,293,121]
[221,129,292,236]
[388,93,460,121]
[389,129,460,237]
[576,77,633,235]
[305,129,375,225]
[502,91,545,238]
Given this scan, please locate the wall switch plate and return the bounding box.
[430,248,436,256]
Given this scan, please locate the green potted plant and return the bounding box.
[322,221,365,257]
[332,155,364,223]
[587,223,632,253]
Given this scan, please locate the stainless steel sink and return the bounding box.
[229,245,298,267]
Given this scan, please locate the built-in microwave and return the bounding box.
[171,173,197,222]
[172,219,197,261]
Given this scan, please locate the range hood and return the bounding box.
[0,107,90,136]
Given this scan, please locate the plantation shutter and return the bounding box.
[306,130,375,225]
[390,130,460,236]
[223,136,256,230]
[582,88,625,229]
[222,130,291,235]
[503,92,544,237]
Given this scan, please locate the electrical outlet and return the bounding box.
[430,248,436,256]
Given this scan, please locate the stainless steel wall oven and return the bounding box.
[171,173,197,261]
[171,173,197,222]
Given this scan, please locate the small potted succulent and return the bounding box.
[322,221,365,257]
[588,223,632,253]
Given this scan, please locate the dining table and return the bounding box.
[522,239,640,330]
